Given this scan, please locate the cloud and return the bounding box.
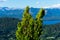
[0,0,7,2]
[44,4,60,8]
[36,2,40,5]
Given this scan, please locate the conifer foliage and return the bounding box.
[16,6,45,40]
[34,8,45,40]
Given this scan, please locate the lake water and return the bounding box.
[43,20,60,25]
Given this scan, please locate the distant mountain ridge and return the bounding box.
[0,7,23,19]
[0,7,60,24]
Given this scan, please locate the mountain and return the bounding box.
[43,8,60,25]
[0,7,60,25]
[0,7,23,19]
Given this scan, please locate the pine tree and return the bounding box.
[16,6,34,40]
[16,7,45,40]
[33,8,45,40]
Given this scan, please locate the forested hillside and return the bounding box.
[0,18,20,40]
[0,17,60,40]
[40,23,60,40]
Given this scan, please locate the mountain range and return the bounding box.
[0,7,60,25]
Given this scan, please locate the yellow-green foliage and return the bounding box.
[16,6,45,40]
[33,8,45,40]
[36,8,45,19]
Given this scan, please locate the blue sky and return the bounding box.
[0,0,60,8]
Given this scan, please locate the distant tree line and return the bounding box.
[16,6,45,40]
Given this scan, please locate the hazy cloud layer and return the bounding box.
[44,4,60,8]
[36,2,40,5]
[0,0,7,2]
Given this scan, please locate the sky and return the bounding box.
[0,0,60,8]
